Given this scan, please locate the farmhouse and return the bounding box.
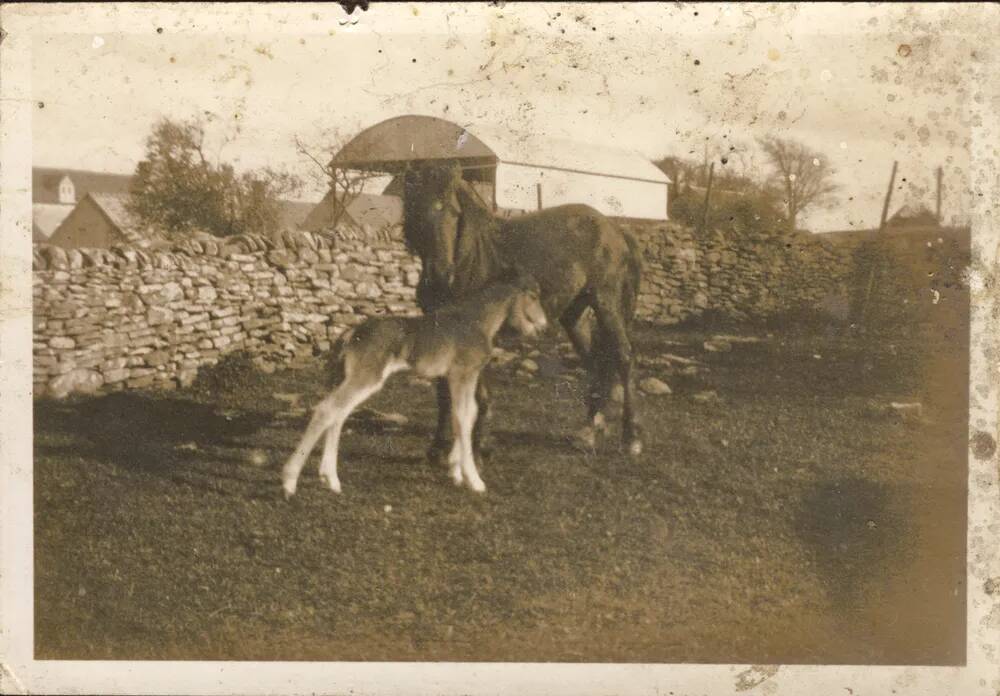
[48,192,155,249]
[328,115,670,220]
[32,167,134,242]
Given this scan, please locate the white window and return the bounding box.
[58,176,75,204]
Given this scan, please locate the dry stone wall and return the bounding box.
[623,220,853,324]
[32,229,421,398]
[32,221,854,399]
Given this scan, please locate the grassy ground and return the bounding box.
[34,314,968,664]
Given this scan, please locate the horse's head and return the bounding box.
[402,162,464,295]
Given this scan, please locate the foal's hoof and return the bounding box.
[282,482,297,500]
[319,474,342,494]
[467,479,487,494]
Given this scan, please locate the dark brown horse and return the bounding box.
[403,162,643,461]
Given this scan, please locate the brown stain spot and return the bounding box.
[970,430,996,460]
[767,47,781,61]
[985,577,1000,596]
[169,56,176,64]
[898,43,912,58]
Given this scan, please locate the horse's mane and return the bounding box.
[451,179,509,295]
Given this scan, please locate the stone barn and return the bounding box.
[48,192,152,249]
[327,115,670,220]
[32,167,134,242]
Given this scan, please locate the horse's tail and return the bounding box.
[621,231,643,328]
[325,327,355,388]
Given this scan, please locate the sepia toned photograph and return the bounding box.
[2,2,998,694]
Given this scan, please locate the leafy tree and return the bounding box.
[128,118,300,238]
[757,136,839,233]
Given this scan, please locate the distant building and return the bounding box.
[276,199,319,232]
[818,202,964,251]
[884,203,941,230]
[302,191,403,235]
[48,193,157,249]
[328,115,670,220]
[32,167,134,242]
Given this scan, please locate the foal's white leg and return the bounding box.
[450,376,486,494]
[447,439,464,486]
[282,376,381,498]
[317,420,346,494]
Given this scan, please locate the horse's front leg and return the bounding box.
[427,377,454,466]
[472,371,492,461]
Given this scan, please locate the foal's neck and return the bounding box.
[451,285,520,341]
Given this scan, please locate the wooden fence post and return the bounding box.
[858,160,898,328]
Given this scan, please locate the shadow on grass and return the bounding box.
[34,391,274,476]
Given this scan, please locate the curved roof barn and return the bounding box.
[329,115,669,220]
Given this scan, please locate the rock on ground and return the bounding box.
[639,377,672,395]
[48,369,103,399]
[703,340,732,353]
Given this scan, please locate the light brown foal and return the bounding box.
[282,273,547,498]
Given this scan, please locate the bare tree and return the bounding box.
[757,136,839,233]
[294,129,385,236]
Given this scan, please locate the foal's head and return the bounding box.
[504,273,548,338]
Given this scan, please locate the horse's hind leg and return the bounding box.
[559,293,594,365]
[472,373,492,460]
[593,298,642,457]
[575,326,615,450]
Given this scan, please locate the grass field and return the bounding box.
[34,315,968,664]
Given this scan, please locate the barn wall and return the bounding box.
[49,199,115,249]
[495,162,668,220]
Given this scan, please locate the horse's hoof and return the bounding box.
[628,439,643,457]
[570,426,598,452]
[282,482,296,500]
[426,445,450,467]
[450,466,464,486]
[468,479,487,494]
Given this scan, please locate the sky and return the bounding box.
[31,3,985,232]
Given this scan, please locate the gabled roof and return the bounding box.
[303,190,402,233]
[345,192,403,231]
[276,199,316,230]
[471,123,670,185]
[329,115,669,184]
[32,203,74,239]
[86,193,147,244]
[32,167,133,204]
